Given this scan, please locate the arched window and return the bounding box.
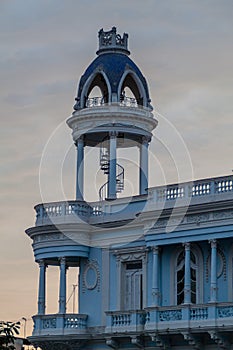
[173,245,203,305]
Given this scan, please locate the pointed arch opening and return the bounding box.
[118,71,146,107]
[81,72,111,108]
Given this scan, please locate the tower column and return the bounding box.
[59,257,68,314]
[38,259,47,315]
[184,242,191,304]
[152,246,160,306]
[140,137,149,195]
[209,240,218,302]
[76,136,84,200]
[108,132,117,199]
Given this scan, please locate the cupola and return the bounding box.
[67,27,158,202]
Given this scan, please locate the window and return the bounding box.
[114,248,147,311]
[122,260,143,310]
[174,246,202,305]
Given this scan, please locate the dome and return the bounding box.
[73,27,152,111]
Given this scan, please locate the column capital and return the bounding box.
[152,246,160,254]
[75,135,84,146]
[38,259,47,268]
[142,136,150,144]
[109,131,118,138]
[209,239,217,248]
[183,242,191,250]
[59,257,67,267]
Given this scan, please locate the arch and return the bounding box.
[80,70,111,108]
[170,244,204,305]
[118,70,147,107]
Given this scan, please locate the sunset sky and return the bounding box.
[0,0,233,337]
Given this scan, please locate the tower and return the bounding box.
[67,26,157,202]
[26,28,233,350]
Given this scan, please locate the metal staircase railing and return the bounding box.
[99,145,124,201]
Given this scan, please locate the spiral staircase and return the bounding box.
[99,142,124,201]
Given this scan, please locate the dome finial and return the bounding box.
[97,27,130,56]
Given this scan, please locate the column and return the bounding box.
[210,240,217,302]
[76,136,84,200]
[152,246,160,306]
[59,257,67,314]
[140,137,149,195]
[38,260,46,315]
[108,132,117,199]
[184,243,191,304]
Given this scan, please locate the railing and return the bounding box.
[32,314,88,336]
[105,310,146,333]
[85,96,138,108]
[34,175,233,225]
[150,175,233,202]
[145,303,233,331]
[35,200,92,225]
[105,303,233,334]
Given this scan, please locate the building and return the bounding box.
[26,27,233,349]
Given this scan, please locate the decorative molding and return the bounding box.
[106,338,118,349]
[150,209,233,232]
[82,259,100,292]
[159,309,182,321]
[186,213,210,224]
[213,210,233,220]
[113,247,147,262]
[34,233,63,243]
[182,332,201,350]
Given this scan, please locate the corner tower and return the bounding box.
[67,27,158,201]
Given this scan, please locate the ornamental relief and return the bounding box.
[33,233,63,243]
[213,210,233,220]
[149,210,233,232]
[82,259,100,293]
[114,248,147,264]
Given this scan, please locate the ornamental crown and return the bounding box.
[97,26,130,55]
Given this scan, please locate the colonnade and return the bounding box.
[75,133,150,201]
[151,240,218,306]
[37,257,69,315]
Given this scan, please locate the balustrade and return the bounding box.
[34,175,233,225]
[112,313,131,327]
[190,307,208,320]
[32,314,87,336]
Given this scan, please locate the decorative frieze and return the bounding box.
[34,233,63,243]
[159,309,182,321]
[149,209,233,233]
[217,306,233,318]
[42,317,56,329]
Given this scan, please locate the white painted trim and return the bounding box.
[117,69,147,107]
[80,70,111,108]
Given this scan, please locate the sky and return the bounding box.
[0,0,233,337]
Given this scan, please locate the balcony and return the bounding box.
[32,314,88,336]
[34,175,233,227]
[105,303,233,334]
